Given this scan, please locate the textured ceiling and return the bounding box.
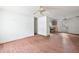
[34,6,79,19]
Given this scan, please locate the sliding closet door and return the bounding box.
[37,16,49,36]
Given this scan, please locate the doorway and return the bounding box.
[50,20,58,33]
[34,17,38,35]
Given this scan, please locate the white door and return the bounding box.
[37,16,49,36]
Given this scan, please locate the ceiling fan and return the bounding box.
[33,6,46,15]
[33,6,62,16]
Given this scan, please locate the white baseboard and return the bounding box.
[0,34,34,44]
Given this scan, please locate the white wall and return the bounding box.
[0,6,34,43]
[68,17,79,34]
[57,20,63,32]
[57,17,79,34]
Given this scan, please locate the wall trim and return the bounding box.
[0,34,34,44]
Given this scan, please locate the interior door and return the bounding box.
[37,16,49,36]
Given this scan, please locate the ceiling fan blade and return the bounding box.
[42,6,63,11]
[33,10,39,15]
[33,7,46,15]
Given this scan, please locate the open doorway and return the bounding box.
[50,20,58,33]
[34,17,38,35]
